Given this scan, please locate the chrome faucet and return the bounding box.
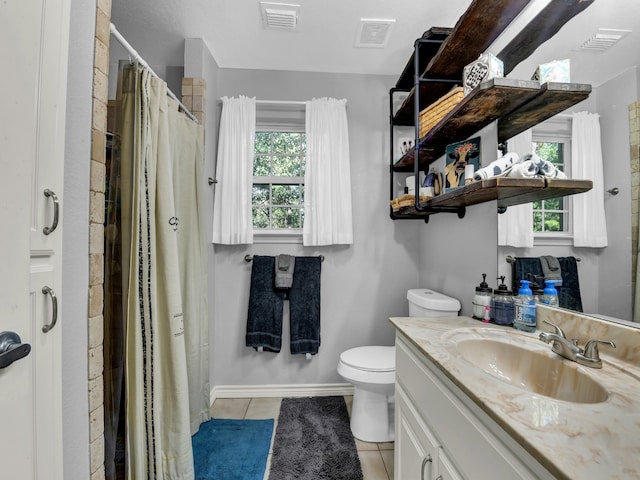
[538,320,582,362]
[575,339,616,369]
[538,320,616,369]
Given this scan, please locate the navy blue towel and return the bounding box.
[289,256,322,355]
[511,256,583,312]
[246,256,285,352]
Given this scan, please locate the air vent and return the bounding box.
[580,28,631,52]
[355,19,396,48]
[260,2,300,29]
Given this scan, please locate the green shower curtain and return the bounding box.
[113,63,208,480]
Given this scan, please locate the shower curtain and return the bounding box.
[105,63,209,480]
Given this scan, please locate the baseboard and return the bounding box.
[210,383,355,405]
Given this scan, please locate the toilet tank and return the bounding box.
[407,289,461,317]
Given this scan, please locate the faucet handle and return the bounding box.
[542,320,567,339]
[582,339,616,362]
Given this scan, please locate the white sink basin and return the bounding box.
[446,329,609,404]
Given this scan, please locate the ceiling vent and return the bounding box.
[260,2,300,30]
[355,19,396,48]
[580,28,631,52]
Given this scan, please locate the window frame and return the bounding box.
[531,126,573,246]
[252,124,306,243]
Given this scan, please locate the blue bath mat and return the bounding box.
[192,418,274,480]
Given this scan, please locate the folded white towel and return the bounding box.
[473,152,519,181]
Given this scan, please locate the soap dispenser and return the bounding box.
[493,276,514,326]
[514,279,537,332]
[472,273,493,320]
[541,280,559,306]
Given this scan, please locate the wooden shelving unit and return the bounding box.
[389,0,594,221]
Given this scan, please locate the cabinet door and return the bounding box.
[435,448,463,480]
[396,386,440,480]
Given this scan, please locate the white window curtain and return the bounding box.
[571,111,608,247]
[498,129,534,247]
[303,97,353,246]
[212,96,256,244]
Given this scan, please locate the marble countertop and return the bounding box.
[390,315,640,480]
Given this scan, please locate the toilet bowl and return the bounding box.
[337,289,460,443]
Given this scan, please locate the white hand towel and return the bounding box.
[473,152,519,181]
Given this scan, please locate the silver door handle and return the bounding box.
[42,286,58,333]
[0,331,31,369]
[43,189,59,235]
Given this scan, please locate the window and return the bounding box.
[252,131,306,231]
[531,129,571,242]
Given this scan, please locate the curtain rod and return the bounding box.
[256,100,306,106]
[109,23,198,123]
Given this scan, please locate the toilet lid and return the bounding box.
[340,346,395,372]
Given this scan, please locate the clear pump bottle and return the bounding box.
[472,273,493,320]
[514,279,537,332]
[541,280,559,306]
[493,276,514,326]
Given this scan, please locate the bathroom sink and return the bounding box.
[452,335,609,404]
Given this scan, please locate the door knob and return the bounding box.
[0,331,31,369]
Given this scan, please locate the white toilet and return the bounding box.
[337,289,460,442]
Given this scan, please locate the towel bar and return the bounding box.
[505,255,580,263]
[245,254,325,263]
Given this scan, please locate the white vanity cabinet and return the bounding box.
[395,332,556,480]
[396,385,462,480]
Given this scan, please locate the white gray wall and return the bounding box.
[418,123,500,317]
[205,68,421,386]
[595,67,638,319]
[62,0,94,478]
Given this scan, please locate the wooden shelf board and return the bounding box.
[391,178,593,217]
[498,82,592,143]
[393,0,531,125]
[393,80,592,172]
[497,0,596,75]
[393,78,541,170]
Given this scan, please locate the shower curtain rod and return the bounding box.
[109,23,198,123]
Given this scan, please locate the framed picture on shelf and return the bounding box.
[445,137,480,191]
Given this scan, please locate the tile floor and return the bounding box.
[211,396,394,480]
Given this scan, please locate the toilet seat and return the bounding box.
[339,346,395,372]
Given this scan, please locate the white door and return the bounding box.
[0,0,70,478]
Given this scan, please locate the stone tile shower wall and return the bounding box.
[631,101,640,299]
[89,0,111,478]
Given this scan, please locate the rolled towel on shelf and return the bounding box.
[506,159,539,178]
[537,158,567,179]
[473,152,519,181]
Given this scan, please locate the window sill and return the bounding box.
[253,229,303,244]
[534,233,573,247]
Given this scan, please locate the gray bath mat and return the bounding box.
[269,396,363,480]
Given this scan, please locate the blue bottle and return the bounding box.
[514,280,537,332]
[542,280,559,307]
